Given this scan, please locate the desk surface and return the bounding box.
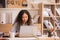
[1,37,60,40]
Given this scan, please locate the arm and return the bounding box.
[9,23,17,38]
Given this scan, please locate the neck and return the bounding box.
[22,21,27,25]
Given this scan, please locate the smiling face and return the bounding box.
[22,13,28,24]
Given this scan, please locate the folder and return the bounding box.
[43,20,53,30]
[56,8,60,16]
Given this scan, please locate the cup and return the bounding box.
[9,32,15,38]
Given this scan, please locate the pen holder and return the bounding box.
[9,32,15,38]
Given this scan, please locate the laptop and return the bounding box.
[19,25,41,37]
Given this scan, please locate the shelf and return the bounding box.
[39,3,60,37]
[55,3,60,6]
[55,16,60,17]
[43,28,60,31]
[42,3,55,5]
[56,29,60,30]
[43,28,48,30]
[43,16,52,18]
[0,8,39,10]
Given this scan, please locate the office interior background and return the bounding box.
[0,0,60,40]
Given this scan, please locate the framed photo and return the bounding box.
[0,0,5,8]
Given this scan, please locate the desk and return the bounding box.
[1,37,60,40]
[3,37,37,40]
[38,37,60,40]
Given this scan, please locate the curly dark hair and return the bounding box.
[14,10,32,32]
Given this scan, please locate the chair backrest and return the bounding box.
[34,24,41,33]
[38,37,55,40]
[0,24,13,36]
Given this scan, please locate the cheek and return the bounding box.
[25,17,28,21]
[22,18,24,21]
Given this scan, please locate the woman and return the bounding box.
[10,10,41,37]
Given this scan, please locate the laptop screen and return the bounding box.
[19,25,41,37]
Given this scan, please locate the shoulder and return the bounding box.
[13,22,18,26]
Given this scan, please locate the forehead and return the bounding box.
[22,13,28,16]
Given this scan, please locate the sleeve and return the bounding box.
[9,23,17,38]
[32,26,41,36]
[9,23,17,33]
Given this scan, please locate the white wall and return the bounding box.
[0,8,39,24]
